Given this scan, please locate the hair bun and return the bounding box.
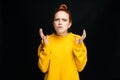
[59,4,68,10]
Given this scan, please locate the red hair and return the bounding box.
[53,4,72,22]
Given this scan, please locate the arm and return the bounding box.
[73,29,87,72]
[73,41,87,72]
[37,28,50,73]
[38,40,51,73]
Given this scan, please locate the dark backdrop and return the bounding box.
[1,0,120,80]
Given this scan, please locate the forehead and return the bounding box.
[55,11,69,19]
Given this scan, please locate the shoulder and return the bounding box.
[45,33,57,40]
[47,33,55,38]
[69,32,81,39]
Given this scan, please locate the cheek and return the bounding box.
[66,22,70,26]
[53,22,57,28]
[53,21,57,25]
[66,23,71,28]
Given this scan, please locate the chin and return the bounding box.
[57,31,64,34]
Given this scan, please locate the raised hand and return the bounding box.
[39,28,48,44]
[75,29,86,44]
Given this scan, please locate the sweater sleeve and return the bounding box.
[73,37,87,72]
[37,40,51,73]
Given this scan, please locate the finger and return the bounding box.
[43,35,48,44]
[46,35,48,40]
[39,28,45,38]
[82,29,86,39]
[79,29,86,43]
[74,35,79,43]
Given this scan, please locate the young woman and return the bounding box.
[37,4,87,80]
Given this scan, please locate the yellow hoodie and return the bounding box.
[38,32,87,80]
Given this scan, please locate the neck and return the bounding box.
[56,31,68,36]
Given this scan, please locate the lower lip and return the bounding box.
[57,27,63,28]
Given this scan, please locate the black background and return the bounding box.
[1,0,120,80]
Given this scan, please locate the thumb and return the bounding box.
[39,28,45,38]
[81,29,86,40]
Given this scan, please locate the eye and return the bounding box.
[54,18,59,21]
[62,19,67,21]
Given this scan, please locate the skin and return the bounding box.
[39,11,86,44]
[53,11,71,36]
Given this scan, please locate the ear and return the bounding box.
[68,22,72,28]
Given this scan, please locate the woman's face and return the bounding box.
[53,11,71,36]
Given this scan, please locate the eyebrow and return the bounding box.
[54,18,68,20]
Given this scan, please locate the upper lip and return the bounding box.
[57,26,63,28]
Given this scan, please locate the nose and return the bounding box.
[58,20,62,25]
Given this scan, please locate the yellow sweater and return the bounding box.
[38,32,87,80]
